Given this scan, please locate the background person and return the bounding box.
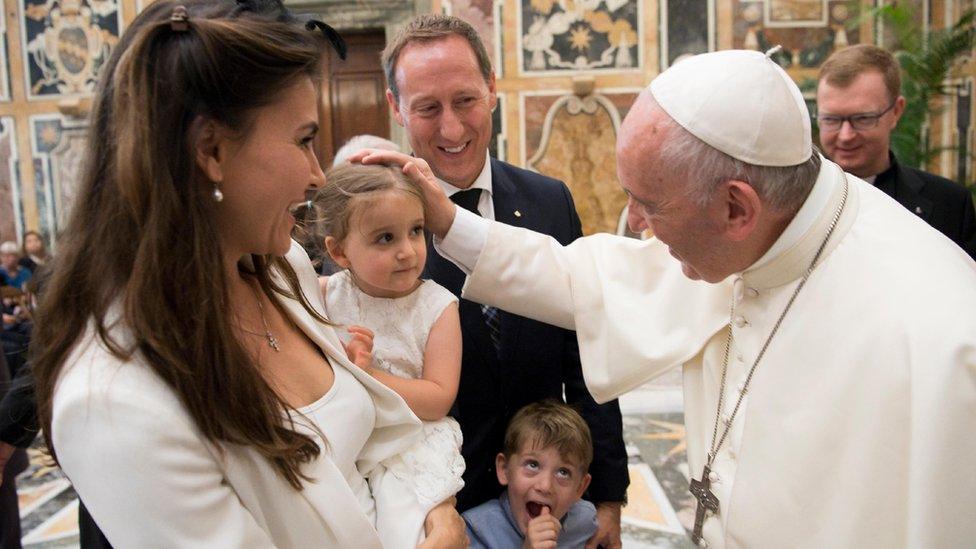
[379,16,628,547]
[29,1,464,546]
[816,44,976,258]
[18,231,50,274]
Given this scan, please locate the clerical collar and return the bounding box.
[741,158,858,289]
[749,155,834,270]
[436,150,493,198]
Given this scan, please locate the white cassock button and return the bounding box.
[736,353,744,363]
[708,470,719,483]
[721,413,731,426]
[746,287,759,298]
[734,315,749,328]
[737,381,745,393]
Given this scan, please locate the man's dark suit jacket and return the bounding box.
[874,153,976,260]
[426,158,629,512]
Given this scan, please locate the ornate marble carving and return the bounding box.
[519,0,641,74]
[444,0,503,75]
[526,92,634,234]
[0,118,23,243]
[734,1,858,72]
[20,0,121,99]
[31,115,88,239]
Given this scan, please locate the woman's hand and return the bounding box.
[418,498,468,549]
[343,325,374,372]
[349,149,457,238]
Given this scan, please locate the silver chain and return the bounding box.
[706,177,849,466]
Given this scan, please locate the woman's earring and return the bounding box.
[213,184,224,202]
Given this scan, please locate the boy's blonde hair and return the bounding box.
[311,163,427,243]
[503,400,593,472]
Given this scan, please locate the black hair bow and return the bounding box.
[234,0,347,60]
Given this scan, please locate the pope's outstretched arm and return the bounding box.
[351,148,578,330]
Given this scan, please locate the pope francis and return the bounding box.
[354,48,976,548]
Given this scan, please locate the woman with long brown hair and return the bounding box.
[29,0,464,546]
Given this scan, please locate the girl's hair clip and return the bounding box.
[170,5,189,32]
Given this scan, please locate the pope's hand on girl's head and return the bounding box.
[347,148,456,238]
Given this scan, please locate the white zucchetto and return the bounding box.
[650,48,812,167]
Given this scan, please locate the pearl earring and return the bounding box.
[213,185,224,202]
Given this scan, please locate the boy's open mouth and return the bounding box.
[526,501,548,519]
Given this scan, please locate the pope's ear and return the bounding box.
[191,116,226,183]
[722,179,761,242]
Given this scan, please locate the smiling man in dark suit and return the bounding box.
[817,44,976,259]
[380,14,628,548]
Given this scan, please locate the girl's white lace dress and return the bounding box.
[325,270,465,508]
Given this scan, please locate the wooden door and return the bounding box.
[318,30,390,166]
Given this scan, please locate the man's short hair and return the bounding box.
[332,135,400,166]
[381,14,493,103]
[818,44,901,102]
[0,241,19,255]
[503,400,593,472]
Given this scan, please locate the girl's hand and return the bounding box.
[343,325,374,372]
[348,149,456,238]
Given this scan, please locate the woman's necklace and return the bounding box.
[247,281,281,352]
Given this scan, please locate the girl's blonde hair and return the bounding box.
[311,163,427,247]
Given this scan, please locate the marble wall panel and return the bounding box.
[490,93,506,161]
[20,0,121,99]
[31,115,88,241]
[445,0,503,75]
[0,118,23,243]
[524,90,638,235]
[661,0,712,68]
[0,14,11,101]
[734,0,859,84]
[519,0,641,74]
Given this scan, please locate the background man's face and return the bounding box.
[816,71,902,178]
[388,34,496,188]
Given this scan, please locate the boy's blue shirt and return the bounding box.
[463,490,598,548]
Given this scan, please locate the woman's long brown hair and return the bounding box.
[32,0,331,489]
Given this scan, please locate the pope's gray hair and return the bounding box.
[652,98,821,213]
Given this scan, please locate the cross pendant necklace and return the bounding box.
[688,177,849,546]
[250,281,281,352]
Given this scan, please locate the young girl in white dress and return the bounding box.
[313,162,465,513]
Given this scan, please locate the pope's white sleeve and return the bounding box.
[53,369,275,548]
[432,207,489,274]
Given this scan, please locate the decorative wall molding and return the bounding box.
[0,117,23,243]
[30,114,88,241]
[19,0,121,100]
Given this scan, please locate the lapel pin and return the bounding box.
[914,206,922,214]
[514,210,522,217]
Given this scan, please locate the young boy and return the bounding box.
[463,401,598,548]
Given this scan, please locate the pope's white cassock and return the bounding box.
[432,80,976,549]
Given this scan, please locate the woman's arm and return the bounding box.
[419,498,468,549]
[358,303,461,421]
[53,361,275,547]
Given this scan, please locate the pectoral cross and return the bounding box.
[689,464,719,545]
